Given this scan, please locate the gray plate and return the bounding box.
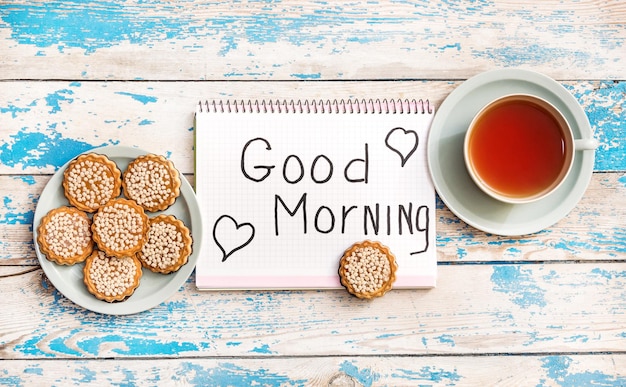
[427,69,595,235]
[33,145,202,314]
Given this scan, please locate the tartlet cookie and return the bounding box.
[91,198,149,258]
[83,250,142,302]
[37,206,94,265]
[138,215,192,274]
[122,154,181,212]
[339,240,397,299]
[62,153,122,212]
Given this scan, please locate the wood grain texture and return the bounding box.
[2,356,626,386]
[2,172,624,267]
[1,0,625,80]
[1,263,625,359]
[0,80,623,175]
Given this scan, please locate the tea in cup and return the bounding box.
[464,94,597,204]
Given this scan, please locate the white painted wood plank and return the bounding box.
[1,263,624,359]
[0,81,451,175]
[2,355,626,386]
[1,0,625,80]
[1,80,624,175]
[2,172,622,266]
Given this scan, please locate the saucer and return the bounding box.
[427,69,596,235]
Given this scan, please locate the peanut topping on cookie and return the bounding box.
[63,154,122,212]
[38,207,94,265]
[142,222,184,269]
[87,251,138,297]
[91,199,148,257]
[43,211,92,258]
[123,155,181,212]
[339,241,397,299]
[83,250,142,302]
[343,246,391,293]
[139,215,192,274]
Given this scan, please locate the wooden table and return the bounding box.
[1,1,625,385]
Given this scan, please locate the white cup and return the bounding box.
[464,94,598,204]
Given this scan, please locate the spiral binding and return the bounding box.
[198,99,432,114]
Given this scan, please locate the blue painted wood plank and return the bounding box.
[568,81,626,172]
[1,356,626,386]
[2,171,624,266]
[0,81,623,173]
[2,263,625,358]
[0,1,624,80]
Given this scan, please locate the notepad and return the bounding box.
[194,99,436,290]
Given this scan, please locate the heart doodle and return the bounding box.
[212,214,255,262]
[385,127,418,167]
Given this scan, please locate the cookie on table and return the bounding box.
[339,240,397,299]
[83,250,142,302]
[91,198,149,258]
[138,215,192,274]
[62,153,122,213]
[37,206,94,265]
[122,154,181,212]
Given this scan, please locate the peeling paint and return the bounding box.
[173,362,305,386]
[491,265,547,309]
[541,356,626,386]
[392,366,462,383]
[0,2,201,54]
[250,344,273,354]
[476,44,599,68]
[77,335,200,357]
[434,334,456,347]
[0,103,31,118]
[114,92,158,105]
[339,361,380,387]
[567,81,626,172]
[14,176,37,185]
[0,127,107,170]
[45,89,74,114]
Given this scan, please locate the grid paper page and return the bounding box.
[195,103,436,290]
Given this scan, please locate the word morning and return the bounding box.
[239,136,430,254]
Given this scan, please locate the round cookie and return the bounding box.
[37,206,94,265]
[62,153,122,212]
[122,154,181,212]
[83,250,142,302]
[339,240,397,299]
[138,215,192,274]
[91,198,149,258]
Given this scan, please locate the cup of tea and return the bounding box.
[464,94,598,204]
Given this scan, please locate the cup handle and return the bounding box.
[574,138,599,150]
